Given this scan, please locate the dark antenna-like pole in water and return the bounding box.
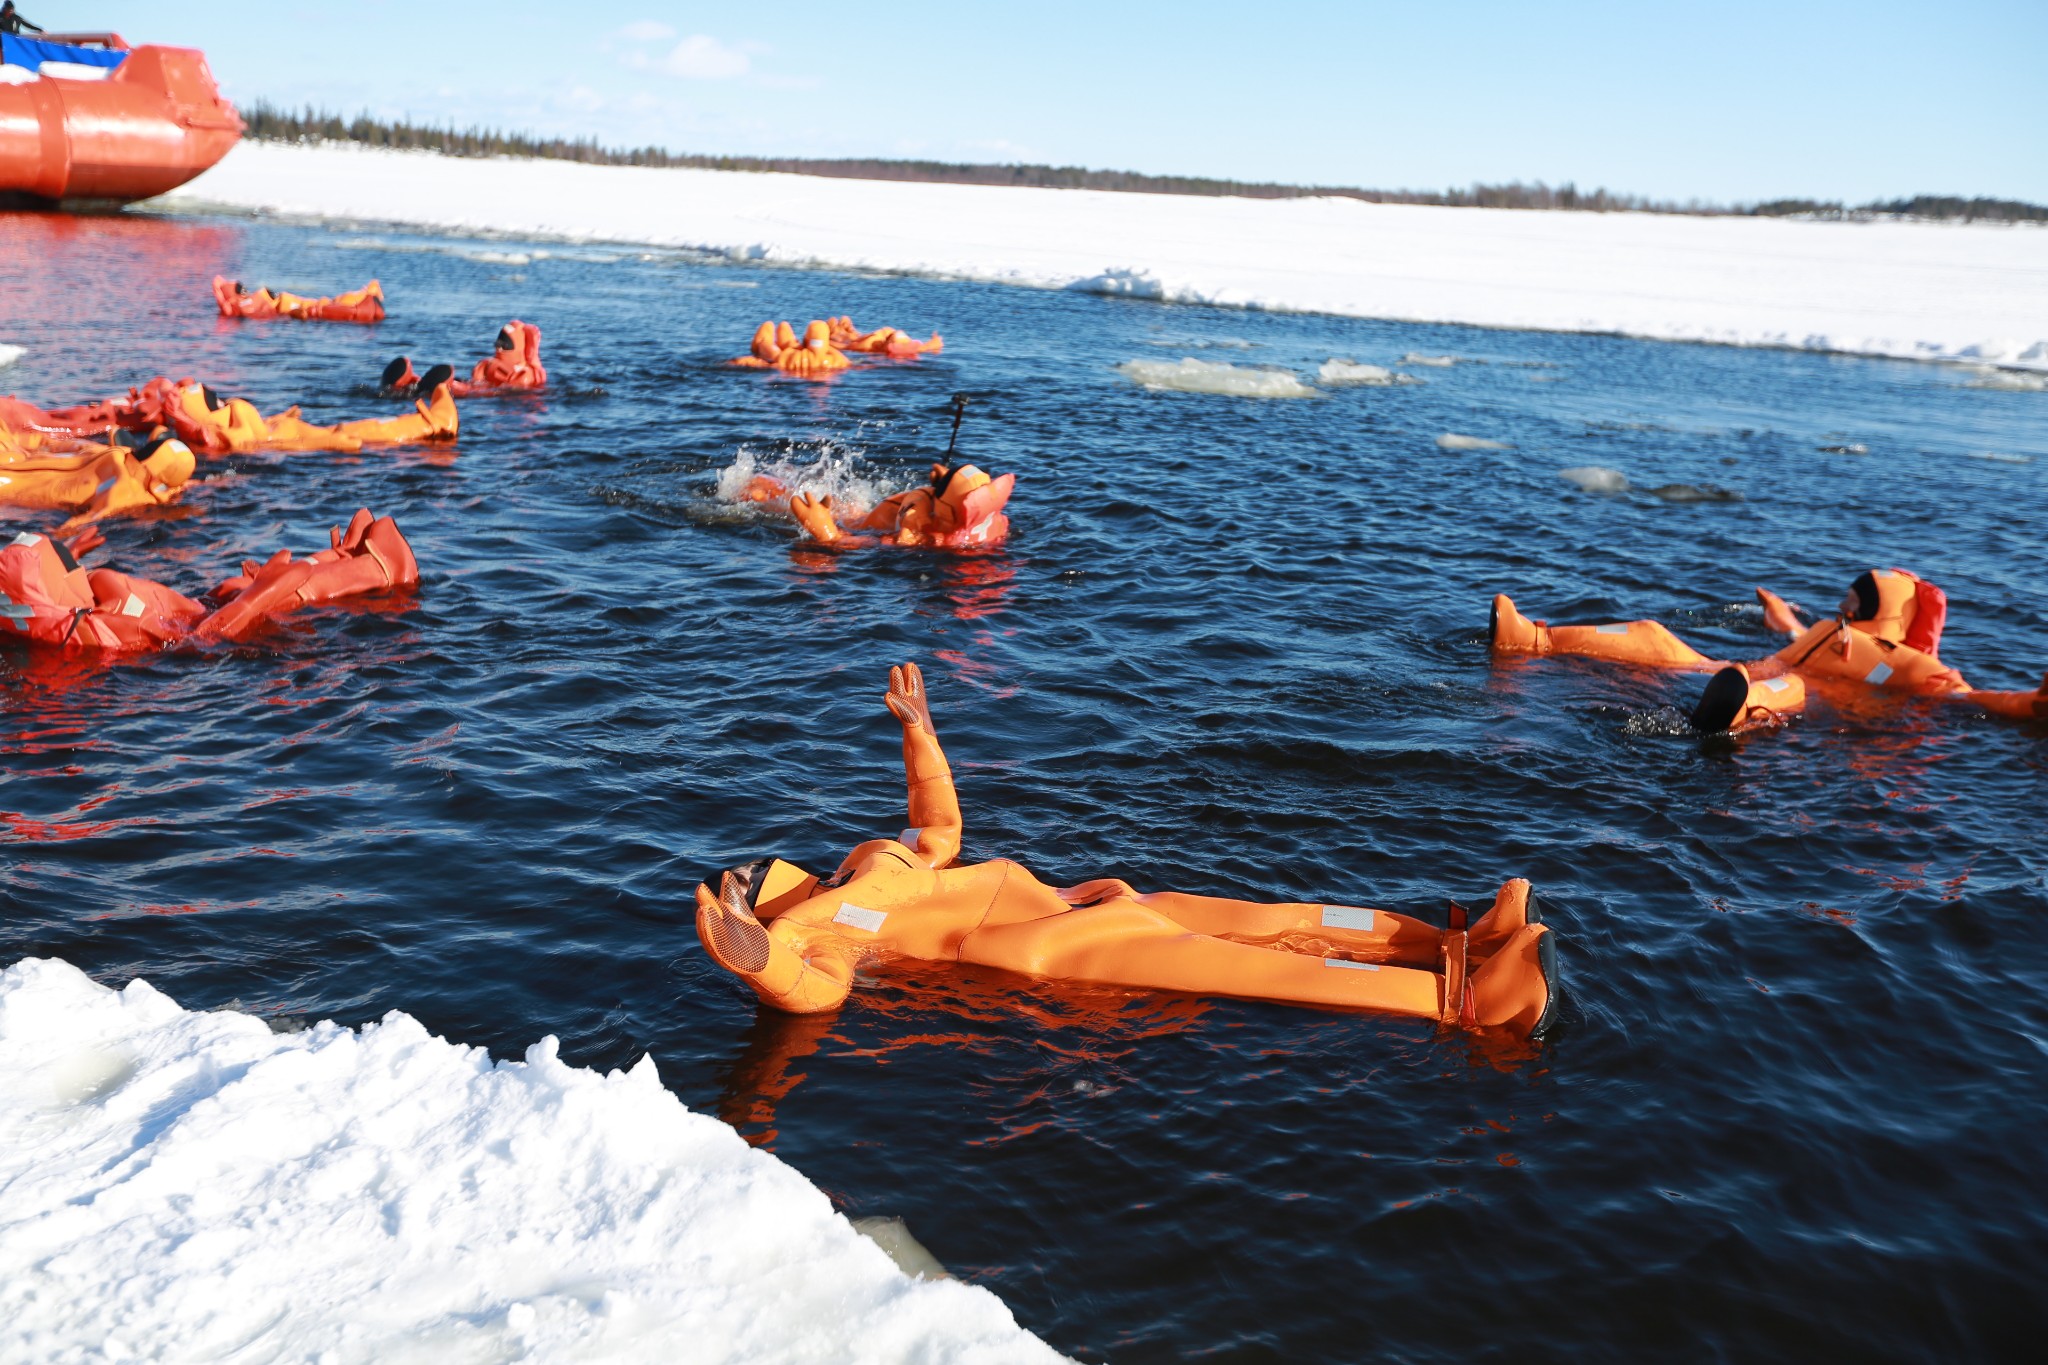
[945,394,968,458]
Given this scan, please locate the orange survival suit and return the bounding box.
[0,510,419,651]
[695,663,1560,1036]
[213,276,387,324]
[782,462,1014,549]
[826,316,943,358]
[0,436,198,529]
[732,320,852,378]
[382,324,547,399]
[1491,568,2046,729]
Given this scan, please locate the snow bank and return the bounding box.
[0,957,1063,1365]
[150,143,2048,372]
[1116,357,1319,398]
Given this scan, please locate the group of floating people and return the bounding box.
[13,272,2047,1048]
[731,316,943,378]
[0,281,556,647]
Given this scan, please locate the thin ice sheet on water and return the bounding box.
[0,957,1065,1365]
[1116,358,1319,398]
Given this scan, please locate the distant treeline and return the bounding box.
[240,104,2046,222]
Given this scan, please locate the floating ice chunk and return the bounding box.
[852,1217,952,1281]
[1317,359,1414,386]
[1967,451,2034,464]
[1963,368,2048,391]
[1073,267,1167,300]
[1115,358,1318,398]
[0,343,22,369]
[1401,353,1459,368]
[1436,433,1511,451]
[0,957,1063,1365]
[1559,465,1629,493]
[1644,483,1743,502]
[1816,443,1869,454]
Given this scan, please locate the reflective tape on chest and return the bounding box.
[1596,623,1630,635]
[832,902,888,933]
[1865,662,1893,686]
[1761,676,1793,692]
[1323,958,1381,971]
[1319,905,1376,932]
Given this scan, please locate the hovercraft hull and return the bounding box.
[0,36,242,206]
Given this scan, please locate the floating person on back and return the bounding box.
[211,276,386,324]
[381,321,546,398]
[1490,568,2046,730]
[730,320,851,378]
[0,508,419,650]
[743,398,1014,549]
[0,433,197,530]
[826,316,943,358]
[695,663,1560,1036]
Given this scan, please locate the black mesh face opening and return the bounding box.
[201,386,226,411]
[1847,571,1880,621]
[496,328,515,351]
[930,464,959,497]
[136,435,173,461]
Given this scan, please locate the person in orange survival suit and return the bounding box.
[0,434,198,529]
[0,510,419,651]
[695,663,1561,1036]
[212,276,385,324]
[382,326,547,398]
[330,370,460,446]
[730,320,851,378]
[1491,568,2047,729]
[826,316,943,358]
[778,461,1014,550]
[162,381,367,455]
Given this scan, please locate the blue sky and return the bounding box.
[56,1,2048,203]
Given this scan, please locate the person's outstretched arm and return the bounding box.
[885,662,962,867]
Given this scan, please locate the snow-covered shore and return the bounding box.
[0,958,1063,1364]
[152,141,2048,371]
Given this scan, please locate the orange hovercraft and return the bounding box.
[0,33,240,207]
[695,662,1561,1037]
[212,276,387,324]
[381,322,546,398]
[1491,568,2048,731]
[0,508,419,650]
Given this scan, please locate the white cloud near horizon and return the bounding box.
[616,20,677,42]
[622,31,752,81]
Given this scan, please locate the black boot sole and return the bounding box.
[1691,665,1750,733]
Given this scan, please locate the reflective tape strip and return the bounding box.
[1762,676,1793,692]
[1596,623,1630,635]
[2,602,31,627]
[898,827,921,848]
[1319,905,1376,932]
[0,476,12,486]
[10,531,40,547]
[1866,662,1894,686]
[120,593,145,618]
[833,903,888,933]
[1324,958,1381,971]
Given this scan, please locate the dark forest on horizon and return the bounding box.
[239,104,2048,224]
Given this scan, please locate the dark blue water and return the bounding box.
[3,209,2046,1363]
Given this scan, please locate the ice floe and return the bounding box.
[1317,359,1415,385]
[1116,358,1319,398]
[1437,433,1512,451]
[1559,465,1630,493]
[0,957,1062,1365]
[0,343,22,369]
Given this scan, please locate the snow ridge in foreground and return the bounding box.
[154,142,2048,372]
[0,958,1063,1365]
